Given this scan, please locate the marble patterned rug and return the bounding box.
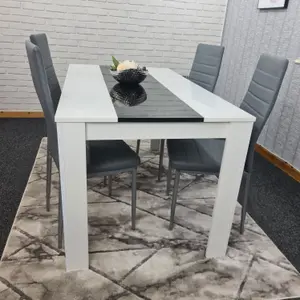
[0,138,300,300]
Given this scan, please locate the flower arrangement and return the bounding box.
[110,56,148,85]
[110,56,147,72]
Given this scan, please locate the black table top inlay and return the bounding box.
[100,66,204,122]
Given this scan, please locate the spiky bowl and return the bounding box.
[110,68,148,85]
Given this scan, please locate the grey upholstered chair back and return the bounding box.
[30,33,61,111]
[189,43,224,92]
[241,54,288,172]
[25,40,59,167]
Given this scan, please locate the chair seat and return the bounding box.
[87,140,140,175]
[167,139,225,173]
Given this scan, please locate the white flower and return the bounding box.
[116,63,126,71]
[117,60,138,71]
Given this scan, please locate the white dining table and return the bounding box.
[55,64,255,272]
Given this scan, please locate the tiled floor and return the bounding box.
[0,139,300,300]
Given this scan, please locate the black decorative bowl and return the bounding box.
[110,68,148,85]
[110,84,147,107]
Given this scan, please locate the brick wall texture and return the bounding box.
[0,0,227,110]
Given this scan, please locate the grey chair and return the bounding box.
[166,54,289,232]
[25,40,140,248]
[30,34,61,111]
[30,33,61,212]
[189,43,225,92]
[30,33,109,212]
[154,43,225,181]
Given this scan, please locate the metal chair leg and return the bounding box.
[108,175,113,197]
[46,148,52,212]
[169,170,180,230]
[131,169,137,230]
[240,172,251,234]
[136,140,141,155]
[158,139,165,182]
[166,160,172,196]
[104,176,107,186]
[58,184,63,249]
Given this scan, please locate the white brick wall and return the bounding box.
[0,0,227,111]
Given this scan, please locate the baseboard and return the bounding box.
[255,144,300,183]
[0,111,44,118]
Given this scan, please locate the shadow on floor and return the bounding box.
[0,118,300,274]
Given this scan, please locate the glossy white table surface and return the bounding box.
[56,64,255,271]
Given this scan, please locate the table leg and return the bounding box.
[206,122,253,258]
[57,122,89,271]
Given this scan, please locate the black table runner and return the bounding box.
[100,66,203,122]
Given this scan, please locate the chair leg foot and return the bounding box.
[158,139,165,182]
[46,149,52,212]
[169,170,180,230]
[240,173,251,234]
[131,169,137,230]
